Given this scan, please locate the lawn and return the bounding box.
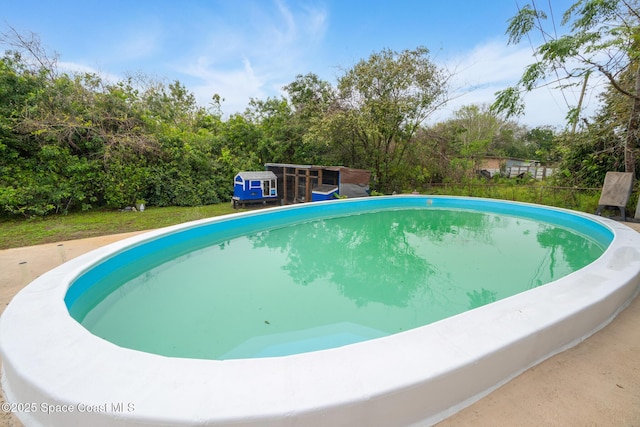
[0,204,242,250]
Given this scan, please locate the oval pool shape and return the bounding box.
[67,197,610,360]
[2,196,640,427]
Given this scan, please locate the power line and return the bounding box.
[547,0,559,39]
[514,0,564,114]
[530,0,572,110]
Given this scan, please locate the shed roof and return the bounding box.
[264,163,370,174]
[235,171,277,181]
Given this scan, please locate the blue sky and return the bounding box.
[2,0,601,128]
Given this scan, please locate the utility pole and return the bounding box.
[571,71,590,135]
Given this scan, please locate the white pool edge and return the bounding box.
[2,197,640,427]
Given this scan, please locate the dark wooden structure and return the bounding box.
[264,163,371,205]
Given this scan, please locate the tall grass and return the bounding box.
[423,181,605,213]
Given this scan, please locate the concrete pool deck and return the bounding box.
[0,222,639,427]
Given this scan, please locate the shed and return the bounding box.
[265,163,370,204]
[478,156,552,180]
[232,171,278,208]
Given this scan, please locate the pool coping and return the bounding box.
[2,196,640,426]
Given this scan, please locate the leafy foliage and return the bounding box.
[0,48,239,216]
[493,0,640,174]
[552,64,640,187]
[317,47,451,192]
[2,16,638,218]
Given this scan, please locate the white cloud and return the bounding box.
[303,4,328,42]
[118,32,160,61]
[174,0,328,116]
[428,39,605,129]
[186,56,266,114]
[272,0,297,45]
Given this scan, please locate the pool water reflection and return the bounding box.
[74,208,606,359]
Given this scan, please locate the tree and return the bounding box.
[493,0,640,174]
[526,126,559,163]
[418,104,534,183]
[447,104,530,159]
[244,97,298,163]
[141,79,203,129]
[323,47,450,192]
[283,73,336,163]
[0,25,58,81]
[284,73,335,122]
[553,65,639,187]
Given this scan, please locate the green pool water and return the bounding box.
[77,207,607,360]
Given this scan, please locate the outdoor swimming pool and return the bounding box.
[68,199,609,360]
[2,195,640,426]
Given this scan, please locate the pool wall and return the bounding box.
[1,196,640,426]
